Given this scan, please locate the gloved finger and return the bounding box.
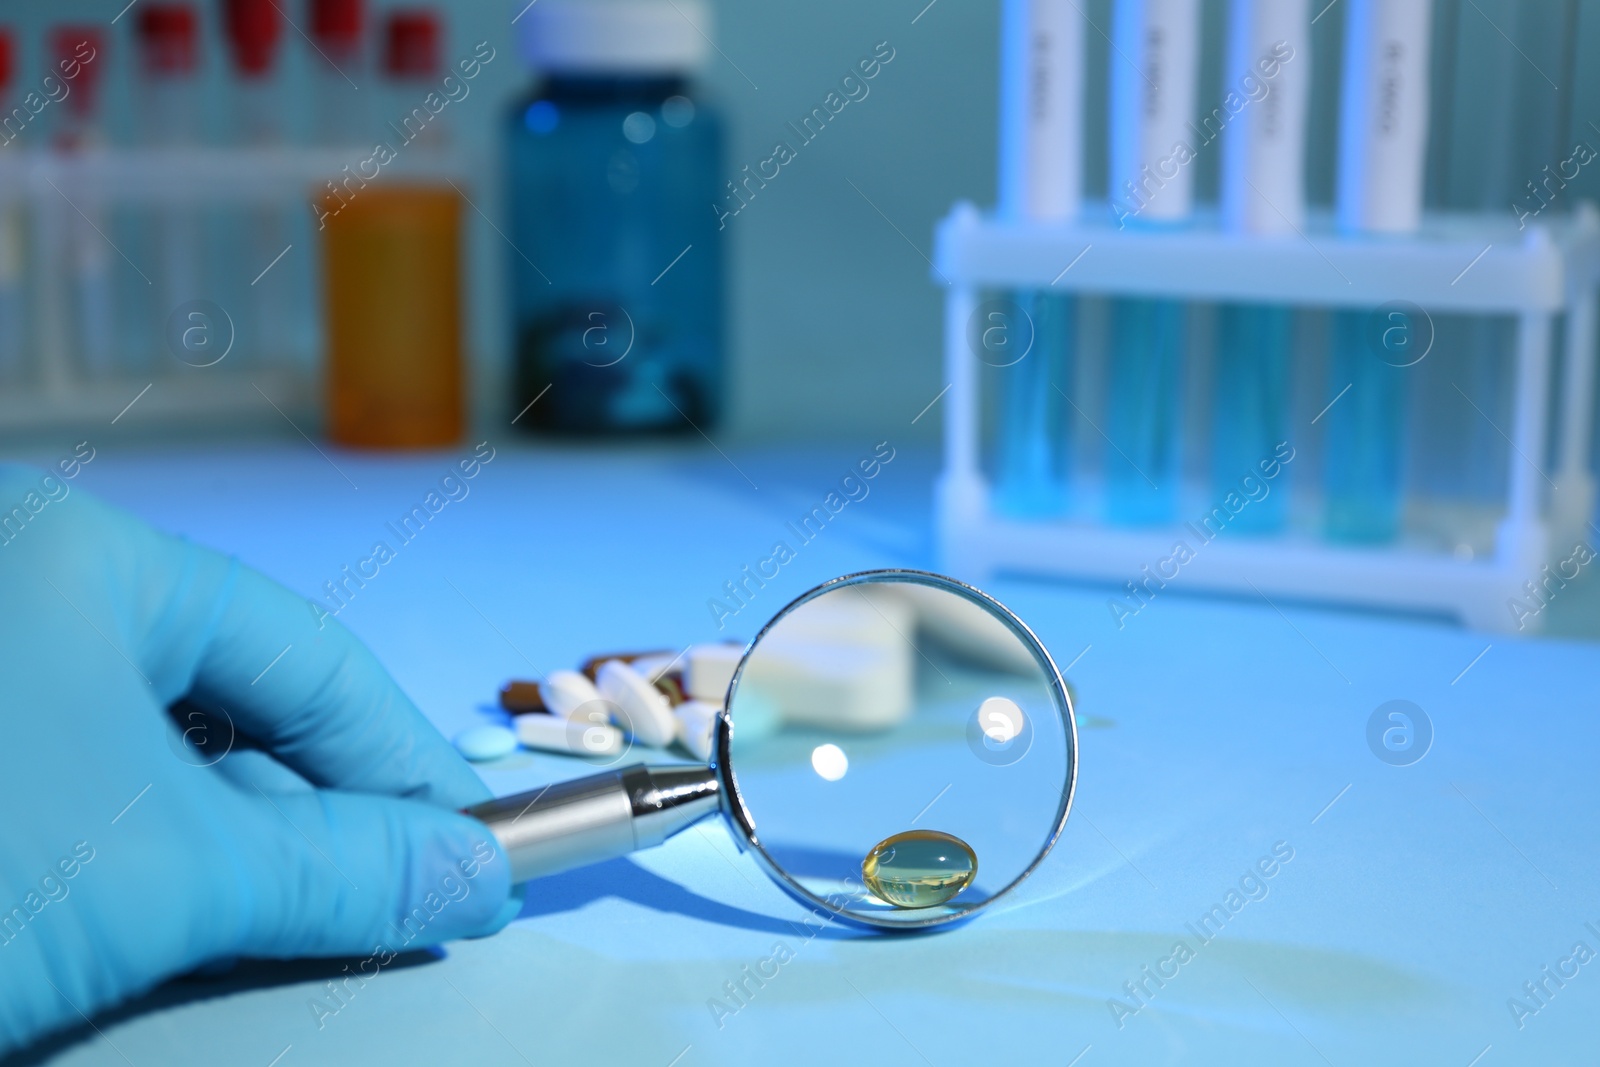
[125,518,490,811]
[224,787,518,963]
[17,473,488,809]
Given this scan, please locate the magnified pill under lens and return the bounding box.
[466,570,1078,930]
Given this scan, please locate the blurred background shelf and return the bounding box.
[0,146,471,435]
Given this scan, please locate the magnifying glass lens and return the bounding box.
[720,573,1074,929]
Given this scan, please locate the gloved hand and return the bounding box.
[0,464,518,1056]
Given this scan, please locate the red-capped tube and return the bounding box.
[50,26,105,119]
[0,29,15,92]
[383,9,440,79]
[136,4,199,76]
[310,0,364,50]
[224,0,283,76]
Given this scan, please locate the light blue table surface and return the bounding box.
[11,438,1600,1067]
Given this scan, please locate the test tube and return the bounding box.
[135,9,200,147]
[993,0,1084,517]
[1105,298,1185,523]
[137,4,203,372]
[309,0,368,146]
[998,0,1083,223]
[382,9,446,152]
[992,291,1074,517]
[1419,0,1574,524]
[50,26,115,379]
[0,28,24,385]
[1211,0,1310,534]
[225,0,284,142]
[224,0,287,368]
[1323,0,1433,543]
[1104,0,1201,525]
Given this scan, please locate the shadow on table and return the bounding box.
[516,855,867,940]
[7,855,890,1064]
[4,951,444,1067]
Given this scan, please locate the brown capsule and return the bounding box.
[498,680,549,714]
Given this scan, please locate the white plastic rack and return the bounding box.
[933,201,1600,631]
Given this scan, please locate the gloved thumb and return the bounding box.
[225,787,519,962]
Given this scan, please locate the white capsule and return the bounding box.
[596,659,677,747]
[686,643,743,703]
[674,699,720,761]
[514,711,625,757]
[541,669,604,720]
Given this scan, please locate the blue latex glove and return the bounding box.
[0,464,518,1055]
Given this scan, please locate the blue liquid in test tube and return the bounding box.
[994,290,1073,517]
[1105,297,1184,524]
[1324,0,1434,543]
[1323,308,1409,542]
[1212,303,1291,533]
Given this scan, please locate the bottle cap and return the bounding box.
[137,4,199,76]
[224,0,283,76]
[310,0,364,51]
[51,26,105,117]
[384,9,440,78]
[517,0,710,74]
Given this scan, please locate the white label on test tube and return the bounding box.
[1336,0,1433,234]
[1110,0,1202,224]
[1221,0,1311,235]
[998,0,1085,222]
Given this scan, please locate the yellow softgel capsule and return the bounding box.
[860,830,977,909]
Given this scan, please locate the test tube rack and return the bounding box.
[0,147,467,435]
[933,201,1600,632]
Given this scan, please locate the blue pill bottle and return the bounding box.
[507,0,723,435]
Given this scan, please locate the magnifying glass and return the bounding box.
[466,569,1077,930]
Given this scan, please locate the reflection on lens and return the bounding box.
[861,830,978,908]
[977,696,1025,743]
[966,691,1034,768]
[723,572,1072,927]
[810,743,848,781]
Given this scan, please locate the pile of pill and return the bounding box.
[451,585,1073,765]
[454,643,743,764]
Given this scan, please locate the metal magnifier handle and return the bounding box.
[466,764,721,884]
